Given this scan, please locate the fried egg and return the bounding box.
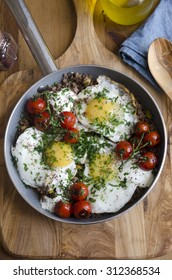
[11,127,77,209]
[75,75,139,142]
[84,145,154,213]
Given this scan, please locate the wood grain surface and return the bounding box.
[1,0,172,259]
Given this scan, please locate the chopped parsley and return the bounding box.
[72,131,112,163]
[23,163,28,171]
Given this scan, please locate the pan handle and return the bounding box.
[5,0,58,76]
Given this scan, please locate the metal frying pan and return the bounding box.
[4,0,167,224]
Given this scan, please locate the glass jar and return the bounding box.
[101,0,154,25]
[0,31,18,70]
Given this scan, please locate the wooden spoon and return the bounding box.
[148,38,172,100]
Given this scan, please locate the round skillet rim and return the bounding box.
[4,63,168,225]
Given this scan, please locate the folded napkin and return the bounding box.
[119,0,172,88]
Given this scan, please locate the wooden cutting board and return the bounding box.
[1,0,172,259]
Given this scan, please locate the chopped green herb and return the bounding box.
[23,163,28,171]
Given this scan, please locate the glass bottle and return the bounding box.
[0,31,18,70]
[101,0,154,25]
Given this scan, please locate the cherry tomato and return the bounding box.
[26,97,46,115]
[143,131,160,147]
[70,182,88,201]
[54,200,72,219]
[73,201,92,219]
[138,151,158,171]
[115,140,133,160]
[60,111,76,129]
[135,121,150,136]
[34,111,50,131]
[64,128,79,144]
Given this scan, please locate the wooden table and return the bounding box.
[1,0,172,260]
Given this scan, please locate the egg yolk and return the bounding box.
[45,142,73,167]
[90,154,117,182]
[86,98,123,124]
[86,98,114,123]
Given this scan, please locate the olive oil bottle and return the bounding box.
[101,0,154,25]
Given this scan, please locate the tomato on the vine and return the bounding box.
[34,111,50,131]
[54,200,72,218]
[73,201,92,219]
[138,151,158,171]
[70,182,88,201]
[135,121,150,136]
[130,136,142,149]
[26,97,46,115]
[60,111,76,129]
[64,128,79,144]
[143,131,160,147]
[115,140,133,160]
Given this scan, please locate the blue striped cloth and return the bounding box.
[119,0,172,88]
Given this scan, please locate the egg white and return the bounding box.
[74,75,139,142]
[41,195,61,212]
[47,87,77,113]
